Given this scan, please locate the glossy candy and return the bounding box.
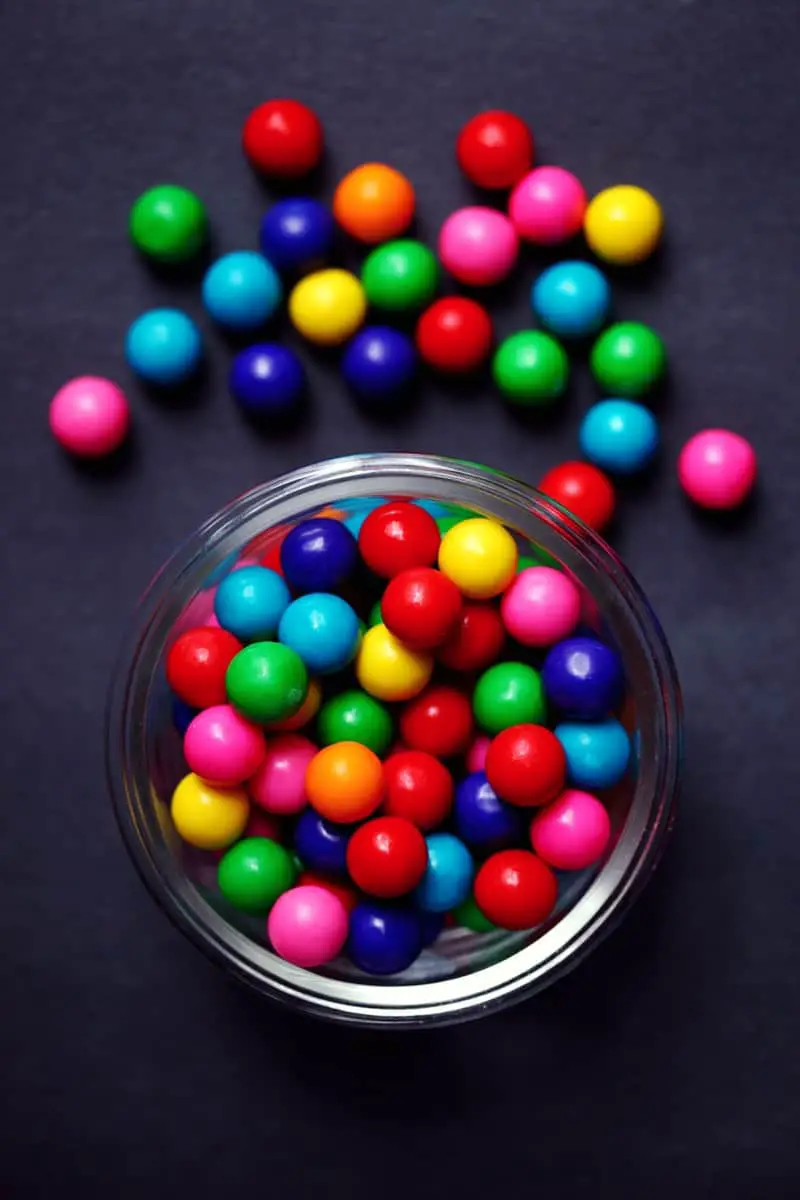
[266,677,322,731]
[466,735,491,774]
[438,518,517,599]
[382,749,453,830]
[125,309,202,386]
[259,197,334,273]
[415,832,474,912]
[381,567,463,649]
[333,163,415,244]
[172,697,198,736]
[248,734,317,815]
[170,773,250,850]
[509,167,587,245]
[348,901,423,975]
[530,789,611,871]
[342,327,417,402]
[453,893,496,932]
[584,185,663,265]
[346,817,428,898]
[555,718,630,790]
[244,810,282,841]
[183,705,266,787]
[400,685,474,758]
[485,723,566,807]
[214,565,291,642]
[362,240,438,310]
[438,602,506,672]
[289,269,366,345]
[294,809,351,874]
[493,330,569,406]
[455,771,524,851]
[225,641,308,724]
[531,261,611,339]
[218,837,297,912]
[356,625,434,701]
[203,252,283,330]
[305,742,384,823]
[677,429,757,509]
[542,636,624,719]
[167,627,243,709]
[129,184,207,263]
[473,662,547,734]
[359,502,440,578]
[580,399,660,474]
[296,871,359,914]
[268,886,349,968]
[317,689,394,755]
[591,322,665,397]
[538,461,616,533]
[501,566,581,647]
[280,518,358,592]
[415,297,493,373]
[278,593,360,674]
[456,110,534,189]
[438,206,518,286]
[229,344,305,420]
[49,376,130,458]
[242,100,323,177]
[474,849,558,929]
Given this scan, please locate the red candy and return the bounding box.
[400,685,474,758]
[456,110,534,190]
[297,870,359,913]
[166,627,243,709]
[358,502,441,579]
[438,602,506,672]
[242,99,323,178]
[346,816,428,898]
[381,567,463,649]
[416,298,494,373]
[538,461,616,534]
[382,749,454,831]
[474,849,558,930]
[485,724,566,808]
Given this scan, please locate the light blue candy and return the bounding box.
[415,833,474,913]
[555,718,631,790]
[531,261,611,339]
[213,565,291,641]
[125,308,202,385]
[278,593,360,674]
[579,399,660,474]
[202,251,283,330]
[342,498,389,539]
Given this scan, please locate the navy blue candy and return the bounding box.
[419,910,446,947]
[542,636,624,719]
[341,326,416,403]
[172,697,198,735]
[454,771,524,850]
[229,344,305,419]
[294,810,351,875]
[279,517,358,593]
[348,902,423,976]
[259,198,335,274]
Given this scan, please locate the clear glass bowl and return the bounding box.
[107,453,682,1027]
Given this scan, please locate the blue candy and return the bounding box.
[531,261,611,339]
[202,251,282,330]
[348,902,423,975]
[171,697,198,735]
[414,833,474,913]
[341,326,416,403]
[555,718,631,790]
[213,565,291,642]
[454,771,524,850]
[278,592,360,674]
[279,518,358,593]
[259,198,335,274]
[294,810,351,875]
[542,636,624,720]
[579,399,660,474]
[125,308,202,386]
[229,344,305,419]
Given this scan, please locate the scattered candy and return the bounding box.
[288,268,366,345]
[493,330,570,406]
[583,184,663,265]
[531,261,611,339]
[415,297,494,373]
[259,197,334,273]
[362,240,438,311]
[591,321,666,397]
[242,100,324,178]
[203,252,283,331]
[229,344,305,420]
[677,429,757,510]
[580,399,660,474]
[456,110,534,190]
[341,326,417,403]
[129,184,207,263]
[508,166,587,245]
[538,460,616,532]
[333,163,415,244]
[49,376,130,458]
[125,308,203,386]
[530,788,611,871]
[438,206,519,286]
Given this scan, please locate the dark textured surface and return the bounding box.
[2,1,799,1195]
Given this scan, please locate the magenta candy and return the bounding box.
[677,429,757,510]
[466,735,491,774]
[530,788,611,870]
[248,733,317,815]
[49,375,130,458]
[501,567,581,648]
[183,704,267,786]
[267,885,349,967]
[438,206,519,286]
[244,809,282,841]
[508,167,587,245]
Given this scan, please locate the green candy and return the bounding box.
[226,641,308,724]
[361,240,438,310]
[367,599,383,628]
[129,184,208,263]
[493,331,569,405]
[317,689,394,755]
[590,321,665,396]
[453,894,496,933]
[218,838,297,913]
[518,548,561,571]
[473,661,547,734]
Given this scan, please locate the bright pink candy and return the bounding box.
[466,735,491,774]
[438,206,519,286]
[183,704,266,787]
[501,566,581,648]
[530,788,611,871]
[267,885,349,967]
[508,166,587,245]
[248,734,317,815]
[49,376,130,458]
[677,429,757,510]
[244,810,282,841]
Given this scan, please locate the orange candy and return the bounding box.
[333,163,415,244]
[305,741,384,822]
[266,677,322,731]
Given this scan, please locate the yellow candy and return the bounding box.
[438,517,518,600]
[355,624,433,702]
[170,773,250,850]
[583,185,663,266]
[289,268,367,345]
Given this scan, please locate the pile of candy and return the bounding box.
[166,498,632,976]
[47,101,756,517]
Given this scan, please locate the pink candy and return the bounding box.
[49,375,130,458]
[677,429,757,510]
[248,733,317,815]
[183,704,266,787]
[508,166,587,245]
[244,810,282,841]
[466,735,491,774]
[501,566,581,647]
[530,789,611,871]
[267,885,349,967]
[438,206,519,286]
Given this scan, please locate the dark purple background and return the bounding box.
[2,1,799,1195]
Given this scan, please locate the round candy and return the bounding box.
[202,252,283,331]
[466,735,491,774]
[129,184,207,263]
[509,167,587,244]
[249,733,317,815]
[367,600,383,627]
[542,636,624,719]
[296,871,359,914]
[214,565,291,642]
[268,886,349,968]
[355,624,433,702]
[166,627,243,709]
[438,206,519,286]
[531,261,611,339]
[278,593,360,674]
[555,718,630,790]
[294,809,351,874]
[333,163,415,244]
[341,327,417,403]
[438,602,506,672]
[453,894,496,932]
[473,662,546,734]
[438,518,517,600]
[242,100,323,177]
[244,810,282,841]
[485,724,566,807]
[49,376,130,458]
[501,566,581,647]
[265,677,322,732]
[125,308,202,386]
[362,240,438,311]
[382,749,453,831]
[170,773,250,850]
[530,789,611,871]
[317,689,393,755]
[259,197,334,273]
[474,849,557,930]
[218,837,297,912]
[538,461,616,533]
[226,642,308,724]
[493,330,569,405]
[591,322,665,397]
[305,741,384,823]
[416,297,493,373]
[584,184,663,265]
[677,429,757,509]
[172,697,198,736]
[183,705,266,787]
[420,911,446,946]
[580,399,660,475]
[229,344,305,420]
[400,685,474,758]
[415,832,474,913]
[280,518,358,592]
[455,771,524,851]
[346,816,428,898]
[289,268,366,345]
[381,567,463,649]
[358,502,440,578]
[348,901,423,975]
[456,110,534,189]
